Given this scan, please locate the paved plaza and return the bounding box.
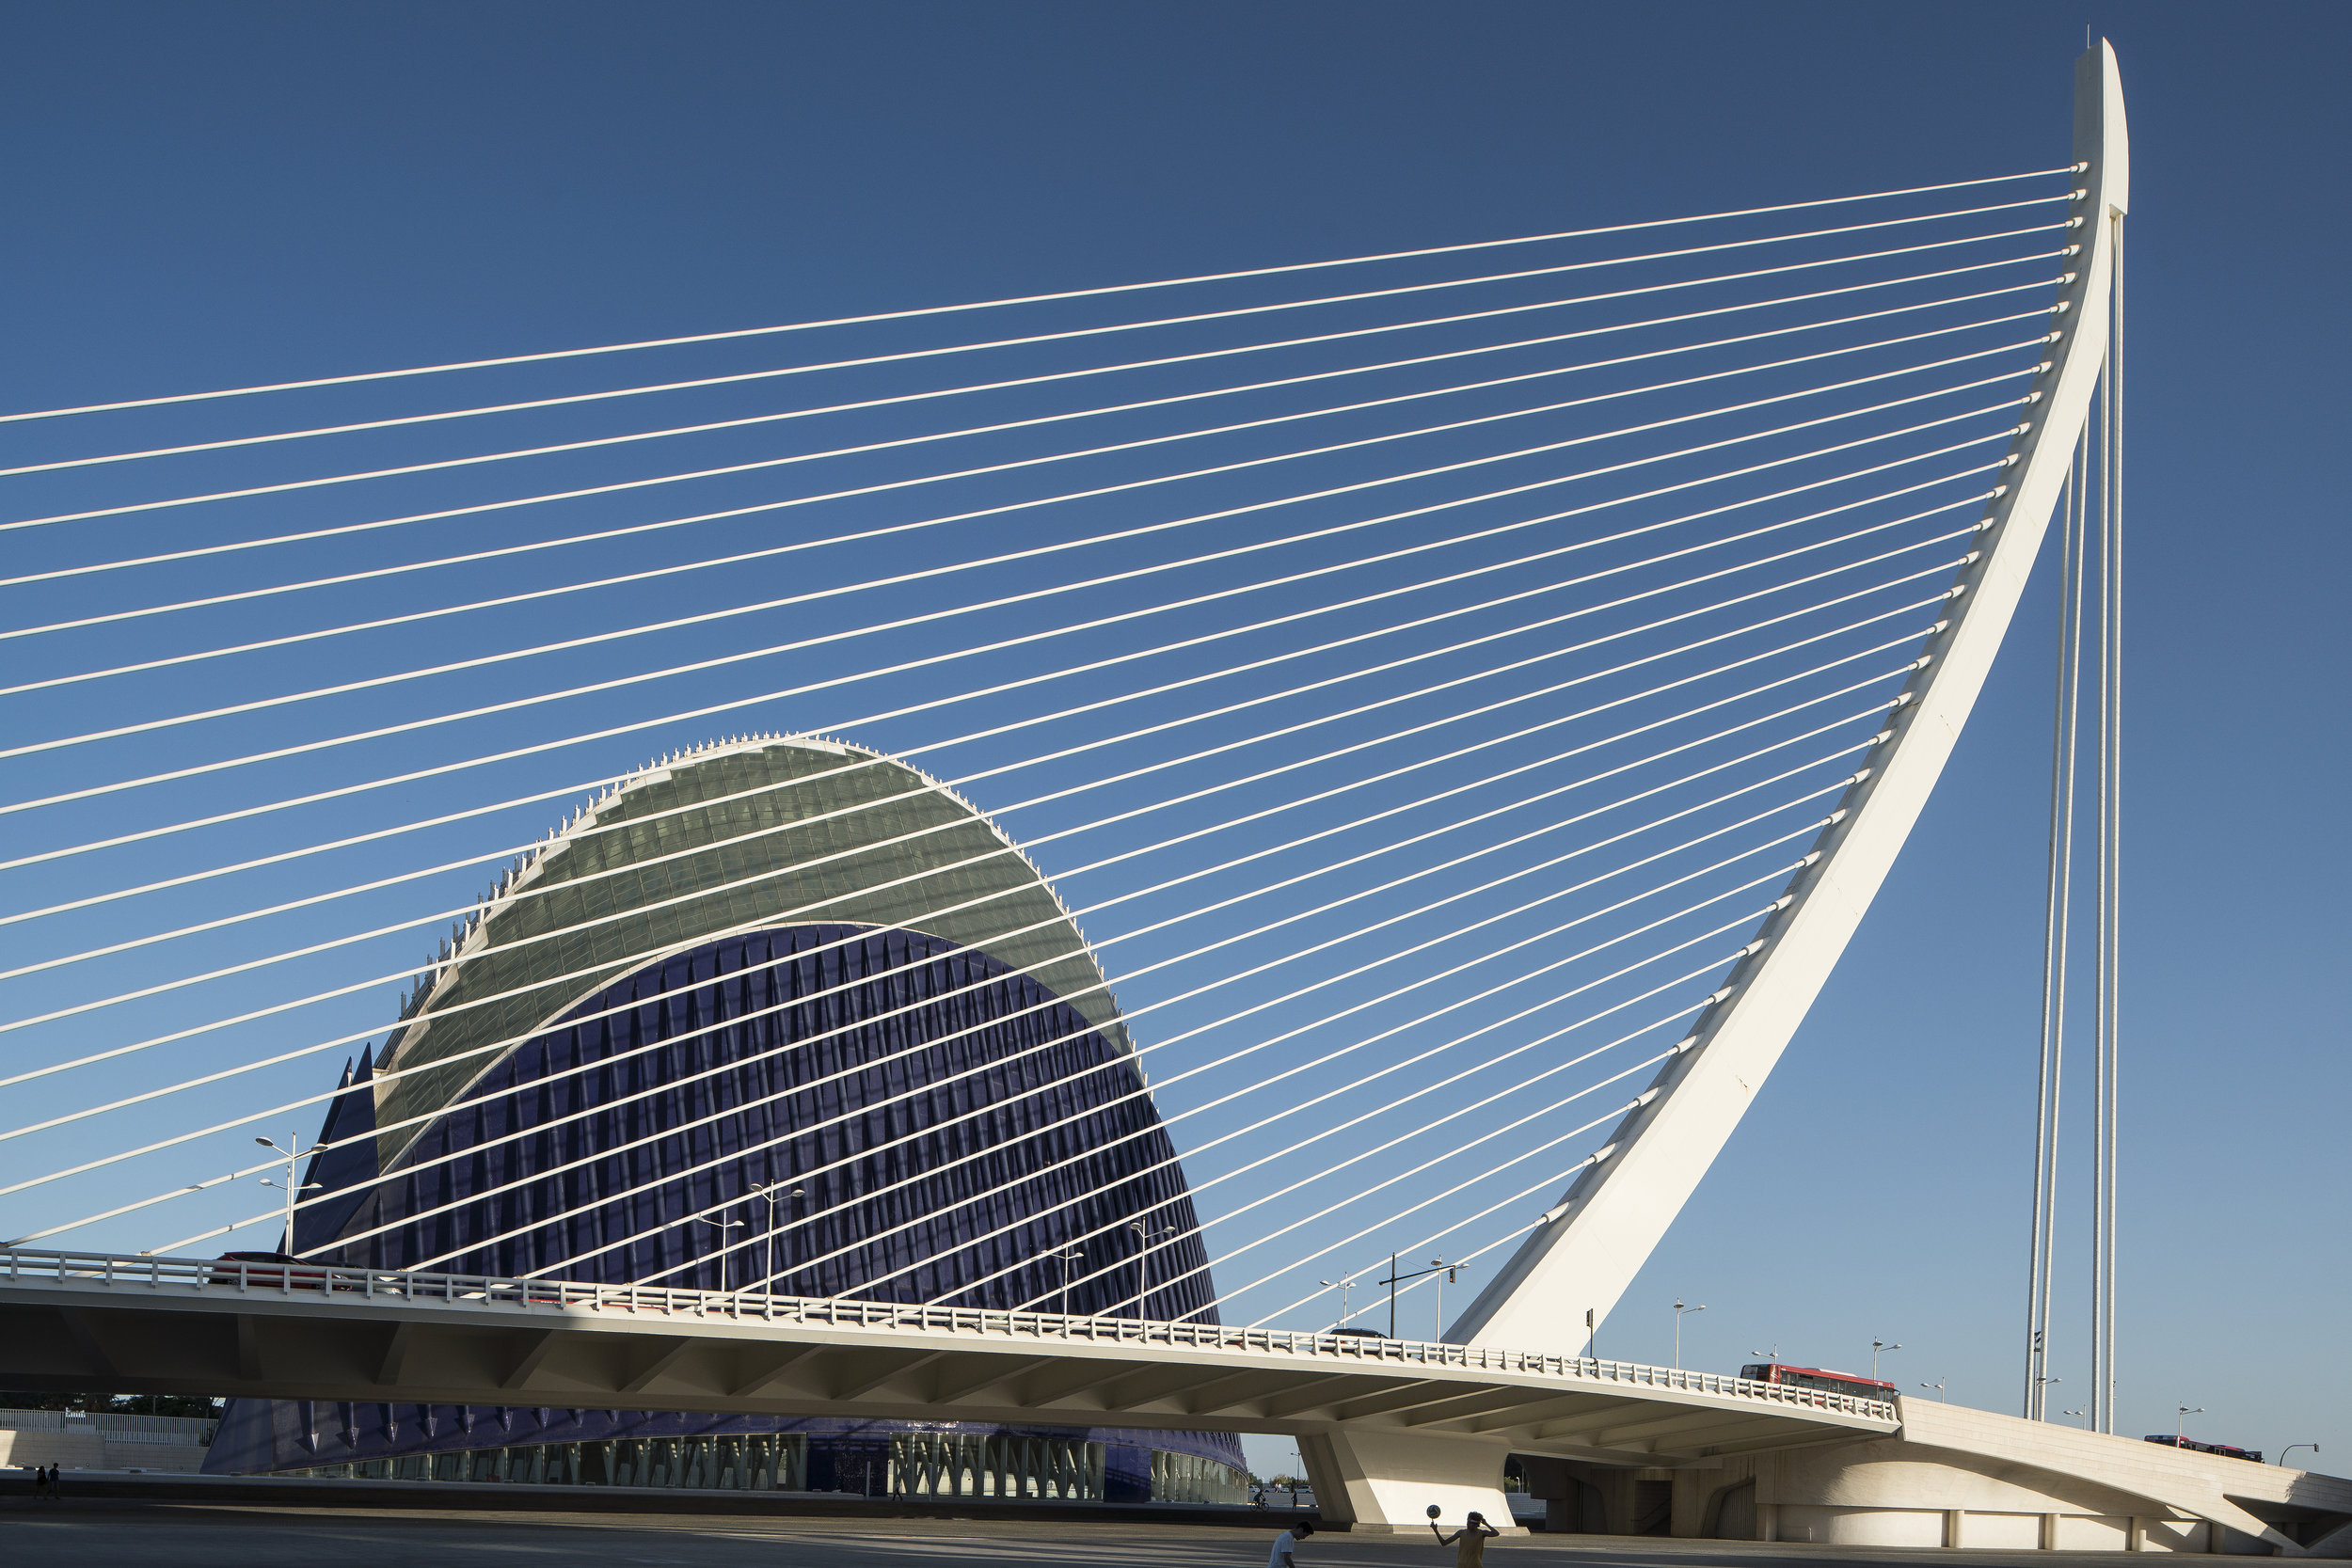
[0,1501,2200,1568]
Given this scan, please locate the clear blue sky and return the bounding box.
[0,1,2344,1474]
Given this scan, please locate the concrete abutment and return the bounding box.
[1311,1401,2352,1552]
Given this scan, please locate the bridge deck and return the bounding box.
[0,1248,1891,1465]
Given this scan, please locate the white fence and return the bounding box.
[0,1407,216,1443]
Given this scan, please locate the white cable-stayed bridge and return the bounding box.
[7,38,2346,1555]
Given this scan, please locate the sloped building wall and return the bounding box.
[208,736,1242,1497]
[308,925,1212,1314]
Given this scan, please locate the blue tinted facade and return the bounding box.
[206,1402,1243,1503]
[299,924,1212,1312]
[206,736,1244,1500]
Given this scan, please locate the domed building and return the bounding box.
[205,735,1246,1504]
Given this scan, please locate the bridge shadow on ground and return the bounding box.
[0,1496,2299,1568]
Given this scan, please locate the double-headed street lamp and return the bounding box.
[1053,1247,1087,1315]
[1672,1298,1707,1370]
[1127,1221,1177,1320]
[2176,1405,2204,1444]
[746,1181,803,1301]
[1319,1275,1355,1331]
[253,1134,321,1254]
[1871,1338,1902,1379]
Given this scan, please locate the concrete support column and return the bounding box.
[1518,1455,1581,1534]
[1945,1509,1967,1547]
[1296,1429,1520,1534]
[2041,1512,2060,1550]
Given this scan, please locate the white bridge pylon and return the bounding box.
[1452,40,2129,1352]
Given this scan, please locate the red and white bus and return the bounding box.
[2144,1434,2263,1464]
[1738,1362,1899,1405]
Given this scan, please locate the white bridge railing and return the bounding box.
[3,1245,1894,1421]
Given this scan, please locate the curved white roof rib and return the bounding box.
[376,732,1135,1166]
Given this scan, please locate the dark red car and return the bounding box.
[207,1250,349,1290]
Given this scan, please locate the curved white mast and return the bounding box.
[1452,40,2129,1353]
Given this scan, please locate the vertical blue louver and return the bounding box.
[313,924,1216,1315]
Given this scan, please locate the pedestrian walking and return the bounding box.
[1430,1510,1501,1566]
[30,1462,48,1499]
[48,1463,64,1499]
[1265,1517,1313,1567]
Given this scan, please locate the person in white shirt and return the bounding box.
[1267,1519,1315,1566]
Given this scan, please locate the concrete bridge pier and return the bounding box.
[1296,1428,1524,1535]
[1512,1401,2352,1556]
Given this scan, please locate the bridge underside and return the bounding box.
[0,1287,1867,1466]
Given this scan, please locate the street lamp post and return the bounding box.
[1054,1247,1086,1315]
[746,1182,803,1303]
[253,1134,322,1254]
[2278,1444,2320,1469]
[1871,1338,1903,1380]
[1372,1258,1463,1339]
[2176,1406,2204,1445]
[1127,1221,1176,1320]
[1318,1275,1353,1330]
[2062,1407,2089,1428]
[1431,1259,1461,1341]
[1918,1380,1947,1401]
[695,1215,746,1297]
[1671,1299,1707,1370]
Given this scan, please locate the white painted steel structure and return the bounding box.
[1452,40,2129,1354]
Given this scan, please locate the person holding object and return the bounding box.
[1266,1517,1314,1566]
[1431,1509,1502,1565]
